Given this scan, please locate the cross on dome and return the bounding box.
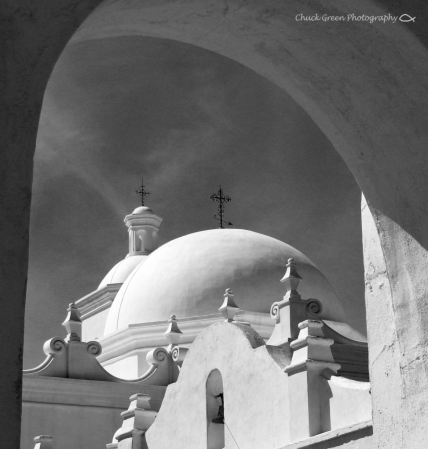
[210,185,233,229]
[135,177,150,206]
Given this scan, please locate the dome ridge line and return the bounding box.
[114,256,151,331]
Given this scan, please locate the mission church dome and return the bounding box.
[104,228,346,334]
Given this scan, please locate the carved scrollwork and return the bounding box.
[306,299,322,316]
[270,302,281,321]
[171,346,189,367]
[86,341,102,356]
[171,345,180,362]
[146,347,169,367]
[43,337,67,356]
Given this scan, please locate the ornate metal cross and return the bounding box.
[135,178,150,206]
[210,186,233,229]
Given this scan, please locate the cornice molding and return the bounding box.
[98,310,273,363]
[75,284,122,319]
[23,376,166,411]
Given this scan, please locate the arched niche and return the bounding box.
[206,369,225,449]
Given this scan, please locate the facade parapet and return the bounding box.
[23,303,182,387]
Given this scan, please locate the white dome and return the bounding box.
[132,206,153,214]
[98,255,147,289]
[104,229,346,334]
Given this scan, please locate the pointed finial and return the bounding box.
[34,435,53,449]
[62,303,82,342]
[164,314,183,345]
[219,288,240,322]
[210,186,232,229]
[135,177,150,206]
[280,258,302,294]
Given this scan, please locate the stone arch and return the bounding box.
[2,1,428,447]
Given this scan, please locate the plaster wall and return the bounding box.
[82,307,110,342]
[328,377,371,431]
[145,322,371,449]
[362,196,428,447]
[22,402,119,449]
[102,353,139,379]
[21,376,166,449]
[146,322,291,449]
[362,197,401,447]
[2,0,428,446]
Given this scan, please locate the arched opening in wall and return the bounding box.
[24,36,365,369]
[206,369,225,449]
[136,229,147,252]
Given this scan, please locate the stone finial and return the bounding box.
[280,258,302,294]
[62,303,82,342]
[266,259,305,345]
[164,315,183,345]
[219,288,240,322]
[34,435,53,449]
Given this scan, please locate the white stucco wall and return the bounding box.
[361,196,420,448]
[102,353,140,379]
[145,321,371,449]
[21,376,166,449]
[146,322,291,449]
[328,376,371,430]
[82,308,111,342]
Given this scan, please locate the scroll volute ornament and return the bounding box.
[306,298,322,316]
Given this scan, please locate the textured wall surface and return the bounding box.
[363,196,428,447]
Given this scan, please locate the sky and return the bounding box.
[24,36,364,369]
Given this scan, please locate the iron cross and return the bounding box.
[210,186,233,229]
[135,178,150,206]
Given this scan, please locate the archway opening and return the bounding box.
[24,35,365,369]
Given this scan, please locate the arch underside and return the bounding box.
[2,0,428,447]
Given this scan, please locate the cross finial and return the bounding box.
[135,177,150,206]
[210,186,232,229]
